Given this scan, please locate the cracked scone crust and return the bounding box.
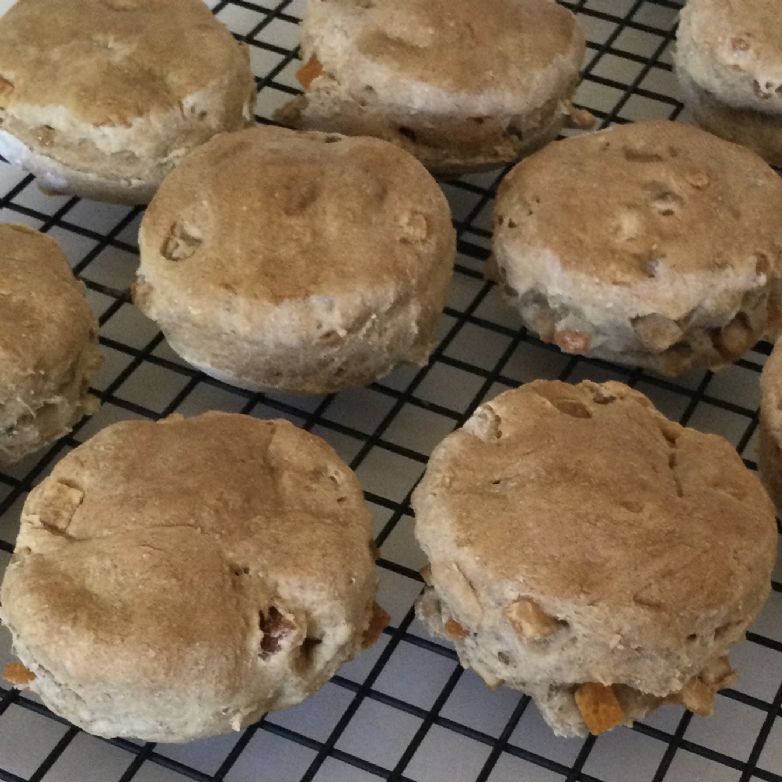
[0,413,381,742]
[413,380,776,737]
[274,0,586,174]
[675,0,782,164]
[0,224,100,464]
[134,126,455,394]
[492,120,782,375]
[0,0,254,203]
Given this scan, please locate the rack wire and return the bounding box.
[1,0,781,780]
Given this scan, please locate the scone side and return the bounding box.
[676,70,782,167]
[0,63,255,204]
[491,237,772,375]
[275,0,587,172]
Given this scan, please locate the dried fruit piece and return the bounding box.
[399,211,429,243]
[677,676,714,716]
[362,601,390,647]
[504,598,559,640]
[3,661,35,686]
[259,606,297,655]
[574,682,625,735]
[162,221,202,261]
[675,655,736,715]
[632,314,684,352]
[713,313,752,361]
[565,105,596,130]
[26,481,84,533]
[34,125,56,147]
[297,56,324,89]
[685,171,710,189]
[553,330,590,354]
[284,181,320,214]
[444,618,469,640]
[0,76,13,108]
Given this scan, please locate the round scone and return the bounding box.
[0,224,100,464]
[491,120,782,376]
[759,338,782,513]
[413,380,776,737]
[676,0,782,166]
[0,413,385,742]
[274,0,589,175]
[133,125,455,394]
[0,0,255,203]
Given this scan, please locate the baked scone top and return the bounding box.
[138,126,454,305]
[0,224,96,404]
[678,0,782,114]
[2,414,375,708]
[0,0,251,127]
[494,120,782,317]
[414,380,776,650]
[302,0,584,113]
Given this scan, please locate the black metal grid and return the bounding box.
[1,0,781,780]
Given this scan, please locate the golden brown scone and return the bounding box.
[134,126,455,394]
[274,0,588,175]
[759,338,782,513]
[492,120,782,375]
[0,0,255,203]
[0,224,100,463]
[0,412,383,742]
[676,0,782,165]
[414,380,776,737]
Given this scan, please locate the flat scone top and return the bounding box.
[302,0,584,112]
[0,0,249,127]
[137,126,454,305]
[1,413,376,740]
[414,380,776,651]
[678,0,782,113]
[0,224,96,403]
[494,120,782,315]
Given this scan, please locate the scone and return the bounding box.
[0,412,386,742]
[759,338,782,514]
[491,120,782,376]
[0,224,100,464]
[414,380,776,737]
[133,126,455,394]
[676,0,782,166]
[274,0,588,175]
[0,0,255,203]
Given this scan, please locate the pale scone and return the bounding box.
[0,412,386,742]
[676,0,782,166]
[492,120,782,376]
[759,338,782,514]
[275,0,589,175]
[134,126,455,394]
[0,224,100,464]
[0,0,255,203]
[414,380,776,737]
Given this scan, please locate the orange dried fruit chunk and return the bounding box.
[554,330,590,354]
[363,602,391,648]
[3,661,35,686]
[297,56,324,90]
[574,682,625,735]
[444,618,469,640]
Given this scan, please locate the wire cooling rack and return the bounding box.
[1,0,781,780]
